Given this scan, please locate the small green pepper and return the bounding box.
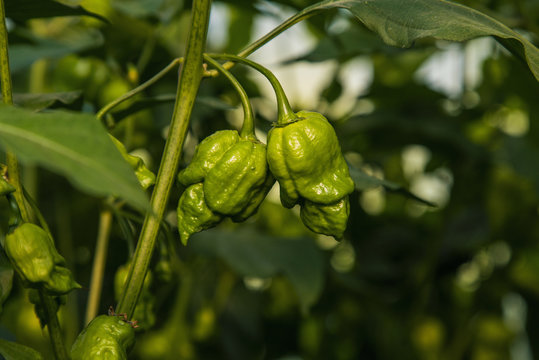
[267,111,354,208]
[4,223,80,294]
[177,132,273,244]
[70,314,135,360]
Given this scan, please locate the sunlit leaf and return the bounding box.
[295,0,539,80]
[0,105,148,210]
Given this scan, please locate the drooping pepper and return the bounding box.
[4,223,80,294]
[205,55,355,240]
[267,111,354,208]
[70,314,135,360]
[176,55,274,244]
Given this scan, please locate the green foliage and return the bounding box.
[1,0,539,359]
[0,105,148,210]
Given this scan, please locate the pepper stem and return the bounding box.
[206,53,297,125]
[203,54,255,139]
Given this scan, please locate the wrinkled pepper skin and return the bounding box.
[300,197,350,239]
[177,130,274,243]
[177,183,222,245]
[204,140,272,216]
[4,223,80,294]
[267,111,354,239]
[267,111,354,208]
[178,130,239,187]
[70,315,135,360]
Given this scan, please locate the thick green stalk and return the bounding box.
[117,0,212,319]
[203,54,255,139]
[0,1,68,359]
[206,53,297,125]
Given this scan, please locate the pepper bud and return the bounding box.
[267,111,354,239]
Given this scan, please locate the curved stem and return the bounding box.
[206,53,297,125]
[0,1,67,359]
[116,0,212,319]
[205,5,322,74]
[237,6,323,58]
[96,57,184,122]
[203,54,255,139]
[84,208,113,324]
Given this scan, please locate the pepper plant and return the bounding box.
[0,0,538,359]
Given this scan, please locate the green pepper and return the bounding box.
[114,262,155,330]
[267,111,354,239]
[70,314,135,360]
[267,111,354,208]
[4,223,80,294]
[177,132,273,244]
[109,135,156,190]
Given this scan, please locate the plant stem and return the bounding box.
[206,53,297,125]
[203,54,255,139]
[237,5,322,58]
[116,0,212,319]
[204,4,322,74]
[0,1,68,359]
[84,207,113,324]
[96,57,184,122]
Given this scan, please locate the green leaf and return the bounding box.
[300,0,539,81]
[0,339,43,360]
[348,165,436,207]
[4,0,107,22]
[190,228,325,312]
[0,105,148,211]
[10,91,82,111]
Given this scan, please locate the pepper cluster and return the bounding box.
[177,130,274,244]
[267,111,354,239]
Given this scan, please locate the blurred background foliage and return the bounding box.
[1,0,539,359]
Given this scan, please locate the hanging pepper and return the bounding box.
[4,223,80,295]
[70,313,136,360]
[176,55,275,244]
